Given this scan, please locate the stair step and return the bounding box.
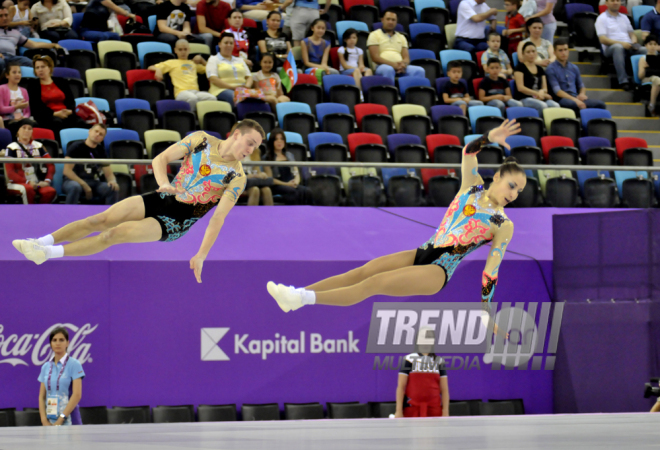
[605,102,646,116]
[581,75,611,89]
[585,89,633,102]
[618,131,660,147]
[573,63,602,75]
[612,117,660,131]
[569,50,601,63]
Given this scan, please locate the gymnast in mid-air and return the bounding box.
[267,120,524,324]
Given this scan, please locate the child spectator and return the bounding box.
[338,28,373,92]
[301,19,339,76]
[503,0,526,57]
[252,53,291,110]
[638,34,660,115]
[442,60,483,114]
[480,32,513,77]
[478,58,523,115]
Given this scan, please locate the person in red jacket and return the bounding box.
[5,118,56,204]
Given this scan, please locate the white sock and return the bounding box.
[37,234,54,246]
[45,245,64,259]
[300,289,316,305]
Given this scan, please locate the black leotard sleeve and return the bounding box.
[464,133,491,155]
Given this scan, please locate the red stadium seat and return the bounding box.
[126,69,155,96]
[472,77,482,98]
[343,0,375,13]
[421,168,456,191]
[615,137,648,162]
[599,4,626,13]
[32,128,55,141]
[347,133,383,160]
[476,51,485,72]
[329,47,340,70]
[541,136,573,162]
[354,103,389,129]
[426,134,461,161]
[295,73,318,85]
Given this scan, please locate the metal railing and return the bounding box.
[0,158,658,173]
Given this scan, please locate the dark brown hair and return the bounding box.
[49,327,69,343]
[498,156,525,177]
[230,119,266,141]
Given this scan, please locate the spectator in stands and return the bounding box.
[27,55,86,136]
[236,0,277,23]
[242,146,274,205]
[0,62,30,130]
[281,0,330,47]
[596,0,646,91]
[9,0,36,39]
[454,0,497,54]
[302,18,338,76]
[80,0,136,42]
[258,10,291,68]
[206,32,253,106]
[149,39,217,110]
[222,9,253,68]
[641,0,660,43]
[253,52,290,110]
[5,118,56,204]
[367,9,425,82]
[503,0,525,57]
[31,0,78,42]
[480,32,512,77]
[526,0,556,42]
[514,41,559,114]
[599,0,642,12]
[638,34,660,115]
[546,39,607,112]
[442,60,483,114]
[0,6,61,73]
[395,329,449,418]
[338,28,372,91]
[38,327,85,426]
[154,0,209,47]
[63,124,119,205]
[478,58,523,115]
[196,0,232,50]
[263,128,313,205]
[517,18,555,67]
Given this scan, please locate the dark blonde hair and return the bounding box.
[32,54,55,73]
[230,119,266,141]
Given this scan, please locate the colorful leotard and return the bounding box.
[414,133,514,308]
[142,131,246,242]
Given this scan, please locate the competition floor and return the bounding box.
[1,414,659,450]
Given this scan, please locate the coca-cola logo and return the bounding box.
[0,323,98,367]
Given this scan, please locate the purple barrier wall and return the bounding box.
[553,211,660,413]
[0,206,619,415]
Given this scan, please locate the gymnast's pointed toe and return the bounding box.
[268,281,291,313]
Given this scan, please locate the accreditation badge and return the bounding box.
[46,395,59,420]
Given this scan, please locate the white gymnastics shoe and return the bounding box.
[267,281,290,312]
[267,282,305,312]
[12,239,47,265]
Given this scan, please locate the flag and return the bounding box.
[279,50,298,93]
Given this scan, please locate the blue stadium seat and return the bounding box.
[59,39,93,52]
[579,108,612,129]
[237,101,271,120]
[439,49,471,73]
[614,171,647,198]
[381,168,409,189]
[53,67,82,79]
[505,135,536,154]
[60,128,89,154]
[415,0,447,19]
[276,102,312,127]
[148,15,157,33]
[408,49,436,61]
[308,132,343,158]
[387,133,421,158]
[632,54,652,86]
[115,98,151,124]
[409,23,441,41]
[632,5,654,28]
[576,170,611,195]
[467,105,502,131]
[20,67,35,78]
[322,75,356,96]
[156,100,190,119]
[506,106,540,119]
[398,76,431,96]
[266,131,303,144]
[19,38,50,55]
[137,41,172,67]
[565,3,594,22]
[316,103,350,128]
[335,21,369,40]
[104,129,141,154]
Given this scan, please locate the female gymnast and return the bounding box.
[267,120,525,321]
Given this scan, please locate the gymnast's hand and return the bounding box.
[190,254,204,283]
[487,119,521,151]
[157,184,186,195]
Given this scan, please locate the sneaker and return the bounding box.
[12,239,47,265]
[649,104,656,116]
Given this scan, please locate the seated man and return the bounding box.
[62,124,119,205]
[595,0,647,91]
[196,0,232,49]
[366,9,425,82]
[546,39,607,112]
[0,6,61,73]
[641,0,660,42]
[454,0,497,54]
[149,39,217,110]
[154,0,209,47]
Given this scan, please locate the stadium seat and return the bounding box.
[290,83,323,112]
[137,41,172,67]
[241,404,280,421]
[104,129,140,154]
[308,132,343,159]
[243,111,273,135]
[387,175,424,206]
[126,69,156,96]
[153,406,193,423]
[196,101,231,123]
[60,128,89,154]
[544,177,579,207]
[542,107,576,132]
[505,135,536,156]
[283,403,324,420]
[540,136,574,163]
[506,106,539,120]
[420,168,454,191]
[335,21,369,41]
[316,103,349,128]
[198,405,237,422]
[387,133,421,158]
[547,146,580,165]
[98,41,134,66]
[578,136,611,158]
[632,5,654,28]
[439,49,471,74]
[315,142,349,161]
[565,3,594,22]
[392,104,426,130]
[615,137,648,162]
[362,114,394,144]
[59,39,93,52]
[621,177,655,207]
[145,130,181,158]
[188,43,211,56]
[468,105,502,134]
[415,0,447,18]
[428,175,460,206]
[348,4,379,28]
[120,110,155,143]
[85,68,122,92]
[354,104,389,129]
[156,99,190,119]
[236,101,271,120]
[348,133,383,160]
[614,171,648,197]
[75,97,110,113]
[622,148,653,167]
[64,49,98,77]
[510,146,543,165]
[426,134,460,160]
[109,140,144,161]
[583,177,618,207]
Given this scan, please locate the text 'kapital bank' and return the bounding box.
[234,332,360,360]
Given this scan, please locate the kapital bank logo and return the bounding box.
[0,323,98,367]
[201,328,360,361]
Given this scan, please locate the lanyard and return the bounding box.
[47,354,69,392]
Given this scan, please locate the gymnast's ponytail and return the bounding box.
[497,156,525,177]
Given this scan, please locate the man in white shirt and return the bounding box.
[595,0,647,90]
[454,0,497,54]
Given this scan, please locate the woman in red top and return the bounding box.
[5,118,56,204]
[26,55,86,140]
[222,9,253,68]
